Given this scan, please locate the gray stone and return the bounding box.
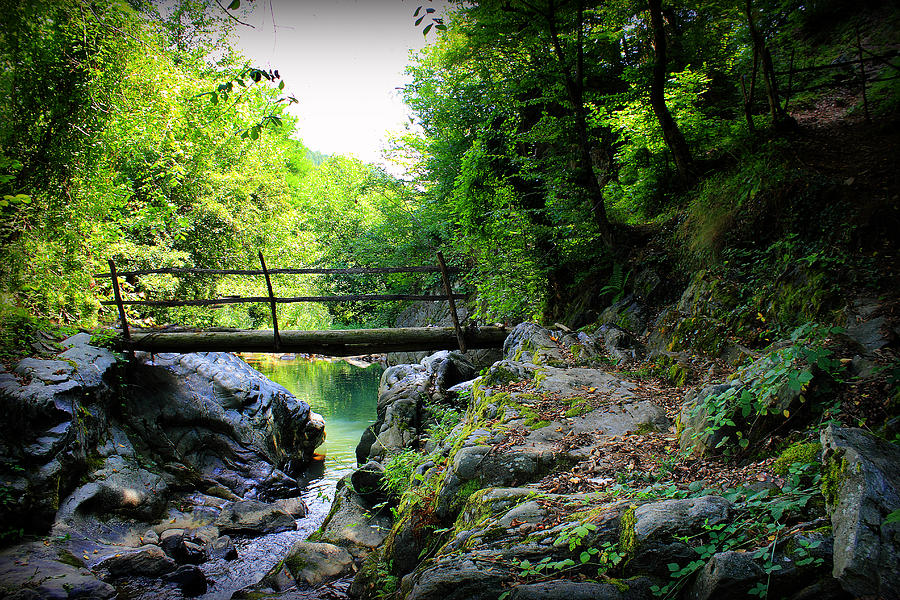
[351,460,386,502]
[283,541,354,587]
[509,577,657,600]
[688,550,765,600]
[57,455,168,522]
[95,544,177,577]
[315,476,392,556]
[14,358,74,383]
[502,323,565,365]
[499,500,544,528]
[820,425,900,600]
[0,542,116,599]
[163,564,208,597]
[126,351,325,498]
[634,496,732,542]
[394,558,511,600]
[215,500,297,536]
[208,535,238,561]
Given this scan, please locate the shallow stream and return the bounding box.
[195,356,382,599]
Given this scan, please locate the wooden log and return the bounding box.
[117,326,508,356]
[436,251,466,353]
[108,259,130,340]
[259,252,281,351]
[100,293,467,308]
[94,266,460,278]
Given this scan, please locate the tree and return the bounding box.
[648,0,696,182]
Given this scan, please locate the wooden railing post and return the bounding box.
[436,251,466,353]
[258,252,281,352]
[107,259,131,340]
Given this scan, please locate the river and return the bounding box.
[194,356,382,599]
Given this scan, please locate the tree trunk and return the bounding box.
[744,0,795,130]
[648,0,695,184]
[119,326,509,355]
[546,1,615,248]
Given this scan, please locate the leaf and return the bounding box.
[783,409,790,418]
[884,509,900,526]
[426,7,435,12]
[423,23,433,35]
[415,15,425,26]
[210,93,219,105]
[667,562,680,572]
[414,6,422,17]
[228,0,240,9]
[278,80,285,90]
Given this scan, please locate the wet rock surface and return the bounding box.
[0,336,328,599]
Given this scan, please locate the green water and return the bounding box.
[244,356,382,504]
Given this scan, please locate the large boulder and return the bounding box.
[215,499,297,536]
[313,475,392,558]
[358,350,476,463]
[0,333,117,534]
[820,425,900,599]
[124,351,325,498]
[0,541,116,599]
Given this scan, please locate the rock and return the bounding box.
[95,544,176,577]
[598,296,649,336]
[163,564,208,597]
[159,531,207,565]
[390,557,510,600]
[634,496,732,542]
[0,341,116,534]
[688,550,765,600]
[208,535,238,560]
[841,298,893,354]
[594,324,646,363]
[215,499,297,535]
[352,460,387,503]
[509,577,658,600]
[314,475,392,557]
[0,542,116,599]
[274,496,308,517]
[679,346,814,457]
[56,454,168,523]
[503,323,565,365]
[283,541,354,587]
[362,350,480,463]
[820,425,900,599]
[126,351,325,498]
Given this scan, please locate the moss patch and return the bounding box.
[56,549,84,568]
[821,449,847,508]
[618,505,637,558]
[773,441,821,475]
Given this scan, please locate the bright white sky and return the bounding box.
[230,0,449,169]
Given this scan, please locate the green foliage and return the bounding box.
[689,323,844,456]
[383,449,428,498]
[772,441,821,475]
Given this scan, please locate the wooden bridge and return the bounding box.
[96,252,508,356]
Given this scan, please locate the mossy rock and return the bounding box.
[773,441,822,475]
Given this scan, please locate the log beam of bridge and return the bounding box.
[117,326,509,356]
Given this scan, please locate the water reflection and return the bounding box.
[242,356,382,510]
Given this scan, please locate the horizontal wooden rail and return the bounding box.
[774,50,899,75]
[117,326,507,356]
[100,293,467,308]
[94,266,460,278]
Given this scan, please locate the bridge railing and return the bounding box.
[95,251,469,352]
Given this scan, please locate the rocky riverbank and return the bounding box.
[0,335,325,598]
[244,280,898,599]
[1,279,897,599]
